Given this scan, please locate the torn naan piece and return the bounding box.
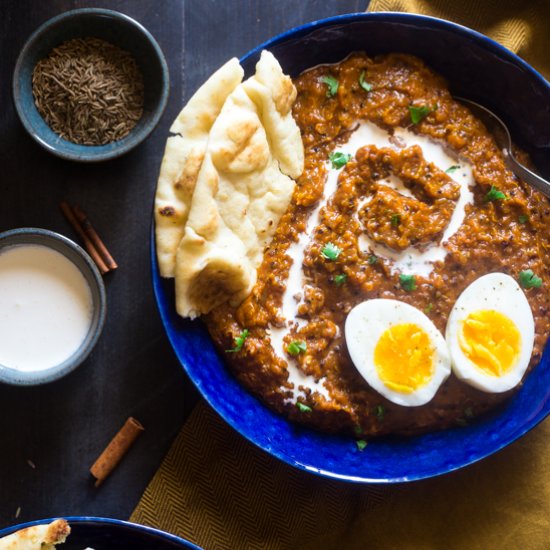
[174,53,303,318]
[155,57,244,277]
[0,519,70,550]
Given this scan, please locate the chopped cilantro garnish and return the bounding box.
[375,405,385,421]
[321,75,339,97]
[225,329,249,353]
[519,214,529,224]
[399,273,416,291]
[359,70,372,92]
[329,151,352,169]
[518,269,542,289]
[356,439,368,451]
[334,273,347,286]
[287,340,307,356]
[296,402,312,413]
[321,242,342,261]
[424,303,434,314]
[368,254,378,265]
[408,104,437,124]
[390,213,401,227]
[445,165,460,174]
[484,185,507,202]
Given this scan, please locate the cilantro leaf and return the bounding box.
[329,151,352,169]
[368,254,378,265]
[375,405,385,421]
[519,214,529,224]
[399,273,416,291]
[518,269,542,289]
[321,75,339,97]
[334,273,347,286]
[359,70,372,92]
[321,242,342,261]
[287,340,307,356]
[424,303,434,314]
[484,185,507,202]
[296,402,312,413]
[408,104,437,124]
[445,165,460,174]
[390,213,401,227]
[356,439,368,451]
[225,329,249,353]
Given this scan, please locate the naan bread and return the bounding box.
[155,58,244,277]
[173,51,303,318]
[0,519,70,550]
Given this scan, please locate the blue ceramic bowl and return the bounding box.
[152,13,550,483]
[0,517,201,549]
[12,8,169,162]
[0,228,106,385]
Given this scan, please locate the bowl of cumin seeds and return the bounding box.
[12,8,169,162]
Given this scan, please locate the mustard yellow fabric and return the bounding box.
[132,3,550,548]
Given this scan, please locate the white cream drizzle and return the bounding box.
[271,120,475,403]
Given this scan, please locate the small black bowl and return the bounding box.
[12,8,170,162]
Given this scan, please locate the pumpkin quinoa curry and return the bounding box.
[205,53,550,437]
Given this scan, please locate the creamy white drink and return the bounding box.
[0,244,93,371]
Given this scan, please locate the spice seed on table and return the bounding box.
[32,37,144,145]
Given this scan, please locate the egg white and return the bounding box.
[345,299,451,407]
[445,272,535,393]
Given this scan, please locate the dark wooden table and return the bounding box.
[0,0,368,530]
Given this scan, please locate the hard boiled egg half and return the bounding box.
[446,272,535,393]
[345,299,451,406]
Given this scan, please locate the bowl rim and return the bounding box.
[0,516,201,549]
[151,11,550,484]
[0,227,107,385]
[12,7,170,163]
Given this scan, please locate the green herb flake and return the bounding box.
[356,439,368,451]
[353,425,363,436]
[375,405,385,421]
[296,402,312,413]
[519,214,529,224]
[321,242,342,261]
[329,151,352,169]
[518,269,543,289]
[464,407,475,419]
[424,303,434,314]
[321,75,339,97]
[225,329,249,353]
[399,273,417,292]
[368,254,378,265]
[359,70,372,92]
[445,165,460,174]
[390,213,401,227]
[334,273,347,286]
[484,185,507,202]
[408,104,437,124]
[287,340,307,356]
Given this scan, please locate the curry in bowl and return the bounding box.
[156,51,549,439]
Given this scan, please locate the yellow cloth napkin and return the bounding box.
[132,3,550,548]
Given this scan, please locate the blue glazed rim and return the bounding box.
[0,228,107,385]
[152,12,550,483]
[0,517,201,549]
[12,8,170,162]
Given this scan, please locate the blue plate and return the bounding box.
[0,517,201,549]
[152,13,550,483]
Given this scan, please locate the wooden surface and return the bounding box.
[0,0,368,529]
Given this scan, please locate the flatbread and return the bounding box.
[155,57,244,277]
[0,519,70,550]
[173,51,303,318]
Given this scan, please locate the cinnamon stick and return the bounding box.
[73,205,118,271]
[59,201,109,274]
[90,417,144,487]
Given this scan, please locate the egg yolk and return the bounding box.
[374,323,435,393]
[459,310,521,377]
